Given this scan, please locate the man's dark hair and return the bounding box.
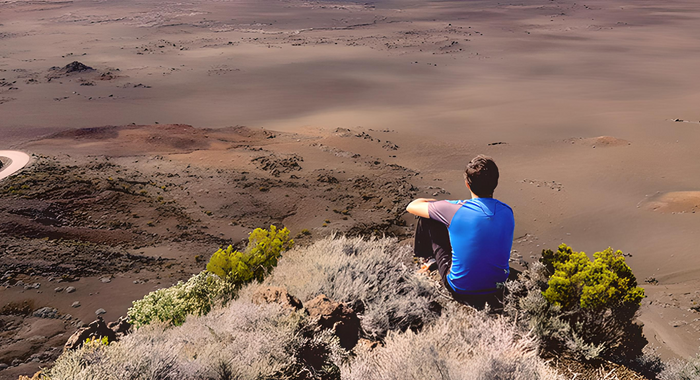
[464,155,499,197]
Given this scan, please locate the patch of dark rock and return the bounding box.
[50,61,95,74]
[252,154,303,177]
[382,141,399,150]
[317,174,339,184]
[488,141,507,146]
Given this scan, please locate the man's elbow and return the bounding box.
[406,200,420,216]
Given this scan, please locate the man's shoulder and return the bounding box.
[442,199,469,205]
[493,198,513,212]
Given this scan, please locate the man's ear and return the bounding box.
[465,179,470,189]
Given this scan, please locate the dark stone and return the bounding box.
[306,294,360,350]
[60,61,95,73]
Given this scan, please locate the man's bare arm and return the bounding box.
[406,198,437,218]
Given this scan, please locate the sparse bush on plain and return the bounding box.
[342,304,564,380]
[505,244,647,363]
[207,225,293,282]
[127,271,236,328]
[265,236,441,340]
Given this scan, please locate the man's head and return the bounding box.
[464,155,499,198]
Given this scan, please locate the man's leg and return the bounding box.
[414,217,453,289]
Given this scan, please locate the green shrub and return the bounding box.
[127,271,235,328]
[505,244,647,363]
[207,225,293,283]
[541,244,645,311]
[127,226,292,328]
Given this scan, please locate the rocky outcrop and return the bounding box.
[64,316,130,350]
[306,294,360,350]
[252,286,303,310]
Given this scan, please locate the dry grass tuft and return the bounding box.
[343,304,564,380]
[264,235,441,340]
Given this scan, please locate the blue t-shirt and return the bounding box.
[428,198,514,295]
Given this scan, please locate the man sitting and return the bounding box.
[406,155,514,308]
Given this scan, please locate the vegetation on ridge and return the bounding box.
[127,225,292,328]
[40,231,700,380]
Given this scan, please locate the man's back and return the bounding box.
[429,198,514,294]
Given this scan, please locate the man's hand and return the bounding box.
[406,198,437,218]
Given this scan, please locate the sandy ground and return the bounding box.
[2,0,700,375]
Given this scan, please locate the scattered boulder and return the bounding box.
[65,286,76,294]
[64,316,117,350]
[52,61,95,74]
[317,174,339,184]
[71,301,80,308]
[252,154,303,177]
[95,308,106,316]
[100,276,111,283]
[252,286,303,310]
[32,307,58,319]
[306,294,360,350]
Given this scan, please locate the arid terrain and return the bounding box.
[2,0,700,377]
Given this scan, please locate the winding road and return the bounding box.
[0,150,30,181]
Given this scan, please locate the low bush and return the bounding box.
[50,300,341,380]
[127,271,235,328]
[505,244,647,362]
[128,225,292,327]
[207,225,293,282]
[342,304,564,380]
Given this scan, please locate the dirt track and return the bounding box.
[0,151,30,181]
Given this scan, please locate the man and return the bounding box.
[406,155,514,308]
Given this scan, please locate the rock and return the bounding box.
[252,286,303,310]
[107,316,131,337]
[32,307,58,319]
[356,338,382,352]
[18,372,44,380]
[55,61,94,74]
[306,294,360,350]
[71,301,80,308]
[64,316,117,350]
[95,308,106,315]
[0,363,7,370]
[54,287,64,292]
[65,286,76,293]
[100,277,111,283]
